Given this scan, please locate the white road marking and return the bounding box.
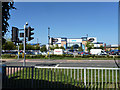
[55,64,59,67]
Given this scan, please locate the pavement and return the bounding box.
[1,59,119,68]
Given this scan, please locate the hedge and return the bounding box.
[1,54,119,59]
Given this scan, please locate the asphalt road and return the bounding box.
[2,59,119,68]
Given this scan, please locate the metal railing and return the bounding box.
[2,66,120,89]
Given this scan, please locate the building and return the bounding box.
[50,37,67,49]
[49,36,104,51]
[67,38,82,49]
[106,45,119,51]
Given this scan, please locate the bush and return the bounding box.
[2,54,16,58]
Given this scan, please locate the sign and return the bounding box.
[72,40,76,42]
[67,39,82,43]
[54,49,63,55]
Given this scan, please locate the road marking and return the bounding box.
[55,64,59,67]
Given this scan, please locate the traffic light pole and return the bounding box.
[48,27,50,60]
[23,25,26,66]
[18,43,19,60]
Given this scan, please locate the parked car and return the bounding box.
[108,50,120,55]
[78,52,88,55]
[41,52,47,55]
[84,52,90,55]
[67,52,73,55]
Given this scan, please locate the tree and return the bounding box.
[78,46,83,52]
[40,45,47,52]
[35,45,40,50]
[2,2,16,44]
[26,44,34,50]
[99,45,104,50]
[19,44,23,50]
[54,44,59,49]
[2,41,16,50]
[59,46,65,50]
[86,41,94,52]
[118,46,120,50]
[71,46,74,51]
[50,45,54,50]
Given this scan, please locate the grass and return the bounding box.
[3,67,120,89]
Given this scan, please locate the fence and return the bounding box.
[2,66,120,89]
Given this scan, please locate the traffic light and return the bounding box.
[11,27,18,42]
[53,38,58,42]
[51,38,53,45]
[28,26,34,41]
[50,38,58,45]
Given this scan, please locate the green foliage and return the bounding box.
[59,46,65,50]
[78,46,83,51]
[50,45,54,50]
[2,54,16,58]
[35,45,40,50]
[99,45,104,50]
[2,41,16,50]
[54,44,59,49]
[19,44,40,50]
[26,44,33,50]
[40,45,47,52]
[2,2,16,44]
[118,46,120,50]
[19,44,23,50]
[86,41,94,52]
[50,45,65,50]
[2,54,115,60]
[71,46,74,50]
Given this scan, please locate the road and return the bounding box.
[2,59,119,68]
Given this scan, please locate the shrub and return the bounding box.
[2,54,16,58]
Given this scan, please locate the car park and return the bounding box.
[108,50,120,55]
[41,52,47,55]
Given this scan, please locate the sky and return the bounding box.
[7,2,118,45]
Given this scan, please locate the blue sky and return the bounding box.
[7,2,118,45]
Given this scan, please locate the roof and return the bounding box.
[93,42,103,44]
[106,44,118,48]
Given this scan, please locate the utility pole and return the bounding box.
[48,27,50,60]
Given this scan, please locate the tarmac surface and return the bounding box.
[2,59,119,68]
